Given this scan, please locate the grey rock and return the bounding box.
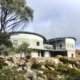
[24,69,37,80]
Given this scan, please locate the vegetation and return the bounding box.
[0,0,33,32]
[16,42,30,55]
[0,0,33,53]
[0,68,26,80]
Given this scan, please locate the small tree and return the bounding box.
[16,42,31,57]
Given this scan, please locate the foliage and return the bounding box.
[0,57,5,69]
[25,54,31,59]
[59,57,68,64]
[0,32,12,48]
[31,62,41,70]
[0,68,26,80]
[44,60,55,68]
[16,42,30,54]
[43,69,59,80]
[0,32,13,55]
[0,0,33,32]
[57,65,80,80]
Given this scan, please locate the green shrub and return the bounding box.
[44,60,55,68]
[0,68,26,80]
[59,57,68,64]
[0,57,5,69]
[31,62,41,70]
[25,54,31,59]
[43,69,59,80]
[57,65,80,80]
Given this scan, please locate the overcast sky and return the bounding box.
[26,0,80,49]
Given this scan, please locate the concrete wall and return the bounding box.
[65,38,76,51]
[67,51,75,58]
[10,33,44,49]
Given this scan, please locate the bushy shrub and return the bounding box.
[57,65,80,80]
[59,57,68,64]
[25,54,31,59]
[43,69,59,80]
[31,62,41,70]
[0,68,26,80]
[44,60,55,68]
[0,57,5,69]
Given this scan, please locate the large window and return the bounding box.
[13,40,18,46]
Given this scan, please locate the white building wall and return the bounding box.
[65,38,75,51]
[67,51,75,58]
[10,33,44,49]
[65,38,76,58]
[44,51,50,57]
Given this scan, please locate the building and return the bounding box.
[10,32,76,58]
[48,37,76,58]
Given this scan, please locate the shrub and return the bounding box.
[0,68,26,80]
[59,57,68,64]
[0,57,5,69]
[25,54,31,59]
[31,62,41,70]
[44,60,55,68]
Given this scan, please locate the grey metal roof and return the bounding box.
[48,37,76,42]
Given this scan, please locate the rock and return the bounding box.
[17,67,22,72]
[68,64,73,68]
[24,69,37,80]
[41,65,46,70]
[48,66,55,71]
[37,77,45,80]
[25,78,31,80]
[37,75,47,80]
[37,70,43,74]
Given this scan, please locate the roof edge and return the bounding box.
[49,37,76,42]
[9,31,47,42]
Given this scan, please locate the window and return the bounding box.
[37,42,40,46]
[13,40,18,46]
[60,44,62,49]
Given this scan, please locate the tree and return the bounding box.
[0,0,33,52]
[16,42,31,57]
[0,0,33,32]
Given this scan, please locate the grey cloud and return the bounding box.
[27,0,80,48]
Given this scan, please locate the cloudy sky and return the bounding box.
[26,0,80,49]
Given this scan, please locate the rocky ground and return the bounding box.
[0,56,80,80]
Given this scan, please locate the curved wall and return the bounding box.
[10,32,46,49]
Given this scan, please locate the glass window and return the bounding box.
[37,42,40,46]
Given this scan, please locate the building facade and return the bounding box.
[48,37,76,58]
[10,32,76,58]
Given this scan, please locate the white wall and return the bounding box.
[31,51,39,57]
[44,51,50,57]
[65,38,76,51]
[67,51,75,58]
[10,33,44,49]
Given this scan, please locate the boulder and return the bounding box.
[24,69,37,80]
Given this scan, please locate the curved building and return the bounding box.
[10,32,46,57]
